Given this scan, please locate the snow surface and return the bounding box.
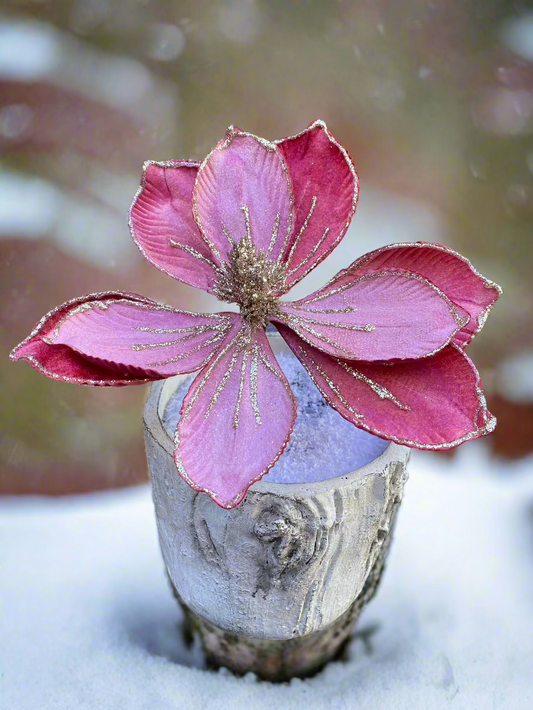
[2,448,533,709]
[163,352,389,484]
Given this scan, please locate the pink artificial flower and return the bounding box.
[11,120,502,508]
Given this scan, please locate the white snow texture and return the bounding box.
[1,447,533,709]
[163,351,389,484]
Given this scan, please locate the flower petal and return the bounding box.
[10,291,237,385]
[193,127,293,265]
[129,160,219,293]
[175,324,297,508]
[275,270,468,361]
[275,120,359,289]
[321,242,502,348]
[278,324,496,449]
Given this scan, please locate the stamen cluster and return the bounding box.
[216,235,286,329]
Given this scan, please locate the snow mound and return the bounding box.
[163,351,389,484]
[2,449,533,709]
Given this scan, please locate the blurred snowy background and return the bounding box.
[1,0,532,494]
[0,2,532,706]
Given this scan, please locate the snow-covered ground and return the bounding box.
[1,448,533,710]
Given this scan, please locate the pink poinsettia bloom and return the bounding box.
[11,120,501,508]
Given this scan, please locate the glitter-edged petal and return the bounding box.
[129,160,219,293]
[10,291,237,385]
[275,120,358,290]
[275,269,469,362]
[193,127,294,266]
[175,323,297,508]
[321,242,502,349]
[278,324,496,449]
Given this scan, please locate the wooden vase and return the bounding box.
[143,338,409,682]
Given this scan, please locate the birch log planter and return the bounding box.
[143,338,410,682]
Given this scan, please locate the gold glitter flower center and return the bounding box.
[216,234,285,329]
